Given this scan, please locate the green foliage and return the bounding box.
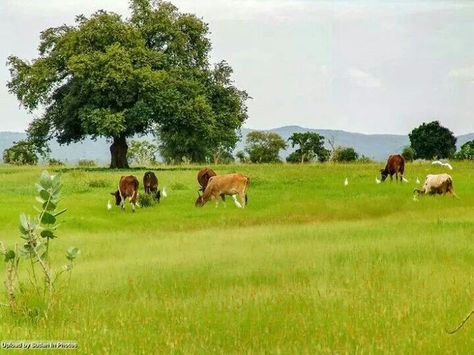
[137,192,156,208]
[331,146,359,162]
[127,140,158,165]
[245,131,287,163]
[78,159,97,167]
[88,179,109,188]
[287,132,329,163]
[7,0,248,168]
[0,171,78,316]
[357,155,373,163]
[235,150,249,163]
[48,158,65,166]
[401,146,415,162]
[409,121,456,159]
[454,140,474,160]
[3,140,39,165]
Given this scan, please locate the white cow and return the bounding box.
[414,173,456,196]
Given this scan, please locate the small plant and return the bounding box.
[77,159,96,167]
[138,193,156,208]
[0,171,79,316]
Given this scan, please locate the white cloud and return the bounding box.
[347,68,382,88]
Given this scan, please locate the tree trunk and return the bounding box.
[110,136,129,169]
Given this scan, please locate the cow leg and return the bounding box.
[232,195,242,208]
[238,192,246,208]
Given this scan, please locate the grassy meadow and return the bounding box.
[0,161,474,353]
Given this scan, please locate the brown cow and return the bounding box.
[111,176,139,212]
[380,154,405,182]
[197,167,217,192]
[195,173,249,208]
[143,171,161,202]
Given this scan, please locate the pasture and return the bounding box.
[1,162,474,353]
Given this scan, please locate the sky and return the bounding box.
[0,0,473,135]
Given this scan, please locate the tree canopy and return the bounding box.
[455,140,474,160]
[287,132,329,163]
[408,121,456,160]
[7,0,248,168]
[245,131,287,163]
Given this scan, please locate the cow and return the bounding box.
[195,173,249,208]
[143,171,161,202]
[197,167,217,192]
[380,154,405,182]
[111,175,139,212]
[414,174,456,196]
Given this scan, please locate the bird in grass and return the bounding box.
[375,177,381,184]
[432,160,453,170]
[416,177,421,184]
[402,177,409,183]
[162,187,168,197]
[344,177,349,186]
[107,200,112,210]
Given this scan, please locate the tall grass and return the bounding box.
[0,162,473,353]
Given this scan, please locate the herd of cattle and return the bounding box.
[111,168,250,211]
[109,154,456,212]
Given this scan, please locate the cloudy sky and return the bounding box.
[0,0,473,134]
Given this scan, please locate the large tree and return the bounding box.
[287,132,329,163]
[7,0,248,168]
[245,131,287,163]
[408,121,456,160]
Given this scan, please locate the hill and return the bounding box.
[0,127,472,163]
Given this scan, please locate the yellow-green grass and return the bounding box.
[0,162,474,354]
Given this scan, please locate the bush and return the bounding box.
[77,159,96,167]
[88,179,109,188]
[454,140,474,160]
[331,146,359,162]
[3,140,38,165]
[48,158,64,166]
[402,146,415,162]
[138,193,156,208]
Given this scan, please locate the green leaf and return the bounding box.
[4,249,15,262]
[36,196,45,204]
[40,229,55,239]
[66,247,80,261]
[43,200,56,211]
[19,213,29,234]
[39,189,50,201]
[41,212,56,225]
[39,170,52,189]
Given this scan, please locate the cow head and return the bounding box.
[195,191,205,207]
[380,168,388,182]
[110,190,122,205]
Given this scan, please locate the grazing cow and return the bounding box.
[111,176,139,211]
[414,174,456,196]
[380,154,405,182]
[197,167,217,192]
[195,173,249,208]
[143,171,161,202]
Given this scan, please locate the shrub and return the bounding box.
[138,193,156,208]
[48,158,65,166]
[88,179,109,188]
[331,146,359,162]
[402,146,415,162]
[0,171,79,316]
[3,140,38,165]
[77,159,96,167]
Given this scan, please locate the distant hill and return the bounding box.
[0,126,472,163]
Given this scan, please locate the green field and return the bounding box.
[1,162,474,353]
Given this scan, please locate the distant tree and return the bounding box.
[331,146,359,162]
[401,146,415,162]
[127,140,158,165]
[245,131,287,163]
[357,155,373,163]
[235,150,248,163]
[3,140,39,165]
[287,132,329,163]
[455,140,474,160]
[409,121,456,159]
[7,0,248,168]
